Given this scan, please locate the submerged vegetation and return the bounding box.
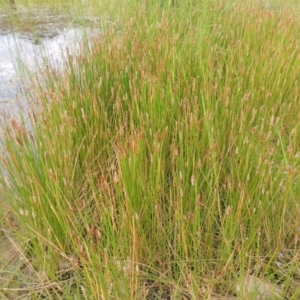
[1,0,300,298]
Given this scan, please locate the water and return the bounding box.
[0,28,93,117]
[0,8,98,119]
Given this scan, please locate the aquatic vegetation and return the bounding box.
[1,0,300,298]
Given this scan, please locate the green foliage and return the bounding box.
[1,0,300,298]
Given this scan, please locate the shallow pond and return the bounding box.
[0,7,98,119]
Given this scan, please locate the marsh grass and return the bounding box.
[1,0,300,298]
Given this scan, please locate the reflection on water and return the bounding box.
[0,27,93,118]
[0,7,99,119]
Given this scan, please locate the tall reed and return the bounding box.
[1,0,300,298]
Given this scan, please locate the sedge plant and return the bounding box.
[0,0,300,298]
